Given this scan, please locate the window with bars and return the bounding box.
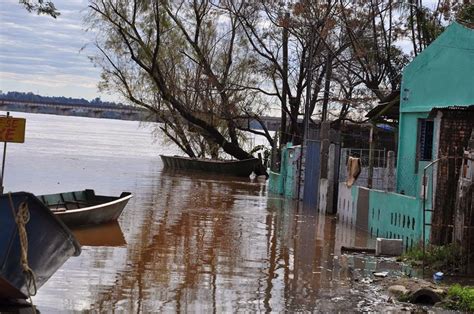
[418,119,434,161]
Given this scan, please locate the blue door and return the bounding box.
[303,140,321,207]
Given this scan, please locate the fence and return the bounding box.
[339,148,393,191]
[422,155,474,274]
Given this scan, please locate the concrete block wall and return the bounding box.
[268,171,282,194]
[267,143,303,200]
[337,183,357,225]
[368,190,423,250]
[337,184,423,250]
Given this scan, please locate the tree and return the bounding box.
[457,3,474,26]
[88,0,272,164]
[19,0,60,18]
[226,1,346,146]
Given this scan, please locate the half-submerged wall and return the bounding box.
[268,144,303,199]
[338,183,423,249]
[369,190,423,250]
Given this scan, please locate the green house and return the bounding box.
[397,22,474,197]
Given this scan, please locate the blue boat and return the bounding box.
[0,192,81,301]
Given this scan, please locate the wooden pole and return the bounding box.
[0,112,10,194]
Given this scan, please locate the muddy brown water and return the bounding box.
[4,113,416,312]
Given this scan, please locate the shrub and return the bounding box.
[445,284,474,312]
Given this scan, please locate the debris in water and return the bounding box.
[373,271,389,278]
[433,272,443,282]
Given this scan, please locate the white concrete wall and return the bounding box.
[337,182,356,225]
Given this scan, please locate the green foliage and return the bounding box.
[402,244,461,269]
[444,284,474,312]
[457,4,474,25]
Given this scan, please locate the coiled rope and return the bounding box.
[8,193,37,310]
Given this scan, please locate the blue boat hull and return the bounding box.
[0,192,81,300]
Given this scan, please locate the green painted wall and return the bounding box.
[268,171,282,194]
[400,22,474,113]
[268,143,295,197]
[396,22,474,197]
[396,112,430,196]
[283,145,300,198]
[368,190,423,249]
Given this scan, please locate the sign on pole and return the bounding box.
[1,113,26,194]
[0,116,26,143]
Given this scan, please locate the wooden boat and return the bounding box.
[160,155,267,177]
[0,192,81,300]
[39,189,132,228]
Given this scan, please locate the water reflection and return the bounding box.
[66,171,375,312]
[18,114,390,312]
[71,222,126,247]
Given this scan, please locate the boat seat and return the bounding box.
[46,200,86,211]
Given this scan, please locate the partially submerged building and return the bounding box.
[397,21,474,197]
[345,21,474,249]
[270,22,474,251]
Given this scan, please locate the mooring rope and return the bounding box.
[8,193,37,311]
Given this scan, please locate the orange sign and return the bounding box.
[0,116,26,143]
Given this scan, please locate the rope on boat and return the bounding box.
[8,193,37,311]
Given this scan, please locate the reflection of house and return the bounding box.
[338,21,474,248]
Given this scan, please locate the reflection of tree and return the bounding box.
[88,171,260,312]
[81,172,373,312]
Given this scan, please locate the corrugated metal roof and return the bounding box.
[428,104,474,118]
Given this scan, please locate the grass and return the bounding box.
[444,284,474,312]
[400,245,474,311]
[401,244,461,270]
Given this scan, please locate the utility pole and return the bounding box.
[297,27,315,201]
[280,12,289,148]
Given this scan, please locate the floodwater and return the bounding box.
[4,112,407,312]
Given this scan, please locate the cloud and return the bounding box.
[0,0,110,100]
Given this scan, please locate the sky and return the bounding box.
[0,0,442,104]
[0,0,112,101]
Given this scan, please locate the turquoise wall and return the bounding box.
[400,22,474,113]
[268,171,282,194]
[396,112,431,196]
[368,190,423,249]
[396,22,474,197]
[339,185,429,249]
[268,143,296,198]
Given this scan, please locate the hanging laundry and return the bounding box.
[346,156,361,187]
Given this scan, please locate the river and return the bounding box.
[4,112,405,312]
